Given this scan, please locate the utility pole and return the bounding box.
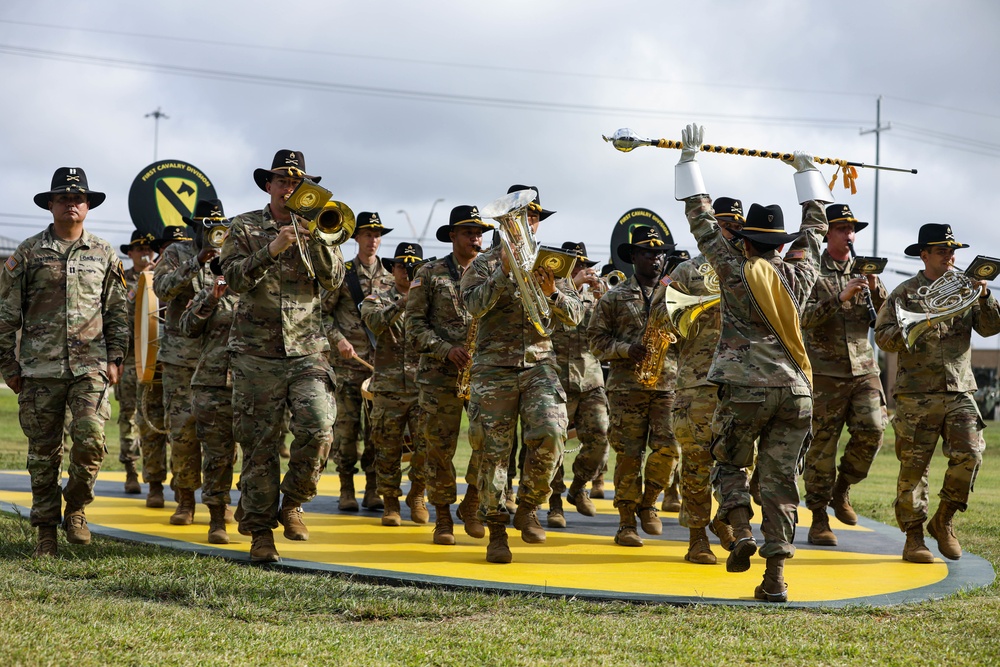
[860,96,891,257]
[145,107,169,161]
[417,198,445,245]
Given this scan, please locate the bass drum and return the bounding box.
[134,270,161,384]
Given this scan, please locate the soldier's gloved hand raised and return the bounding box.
[786,151,817,173]
[679,124,704,163]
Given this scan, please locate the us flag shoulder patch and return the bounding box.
[784,249,805,261]
[659,274,672,287]
[363,294,378,302]
[410,278,422,288]
[4,256,18,271]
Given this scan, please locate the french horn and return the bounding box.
[895,270,982,351]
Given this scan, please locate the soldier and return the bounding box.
[674,123,831,602]
[461,185,584,563]
[322,212,395,512]
[153,199,220,526]
[117,230,155,494]
[179,215,238,545]
[0,167,129,557]
[221,149,345,563]
[875,223,1000,563]
[661,197,743,564]
[800,204,888,547]
[588,225,679,548]
[548,241,610,528]
[406,205,492,545]
[360,242,427,526]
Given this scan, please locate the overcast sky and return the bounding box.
[1,0,998,346]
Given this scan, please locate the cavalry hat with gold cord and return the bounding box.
[435,204,493,242]
[34,167,106,209]
[353,211,392,237]
[617,224,675,264]
[904,223,969,257]
[252,149,321,192]
[507,184,555,221]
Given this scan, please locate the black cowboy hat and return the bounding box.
[34,167,106,210]
[904,223,970,257]
[120,230,156,255]
[560,241,599,268]
[825,203,869,233]
[381,242,425,272]
[713,196,745,224]
[151,225,193,253]
[184,198,228,225]
[507,184,555,221]
[253,150,321,192]
[353,211,392,238]
[436,204,493,243]
[616,225,674,264]
[729,203,801,246]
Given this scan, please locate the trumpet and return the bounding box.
[480,189,552,336]
[284,179,356,279]
[895,270,981,351]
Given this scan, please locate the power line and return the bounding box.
[884,95,1000,122]
[892,122,1000,153]
[0,44,870,127]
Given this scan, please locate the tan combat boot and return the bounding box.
[405,482,429,524]
[513,503,546,544]
[830,475,858,525]
[170,489,196,526]
[754,556,788,602]
[547,493,567,529]
[250,529,280,563]
[123,460,141,495]
[146,481,165,508]
[685,527,717,564]
[279,498,309,541]
[433,504,455,545]
[807,507,838,546]
[362,472,383,511]
[590,474,605,500]
[566,479,597,517]
[902,522,935,563]
[709,516,735,552]
[486,522,512,564]
[927,501,962,560]
[63,509,91,545]
[725,506,758,573]
[382,496,402,527]
[614,504,643,547]
[207,504,229,545]
[456,487,485,539]
[339,475,359,512]
[661,482,681,513]
[34,525,58,557]
[638,485,662,535]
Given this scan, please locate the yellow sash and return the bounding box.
[741,257,812,387]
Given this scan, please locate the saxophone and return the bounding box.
[635,306,677,387]
[456,317,479,400]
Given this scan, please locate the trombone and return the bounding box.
[283,179,356,279]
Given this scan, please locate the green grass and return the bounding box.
[1,388,999,665]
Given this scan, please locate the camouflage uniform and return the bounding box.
[153,240,213,492]
[685,195,827,559]
[114,265,142,465]
[0,226,129,526]
[800,250,888,510]
[663,254,722,529]
[550,285,610,493]
[588,275,680,509]
[461,246,584,522]
[406,254,478,506]
[875,273,1000,529]
[221,205,345,533]
[361,284,425,497]
[179,283,238,507]
[321,257,394,477]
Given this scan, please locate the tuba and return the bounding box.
[283,179,356,279]
[480,189,552,336]
[895,270,982,351]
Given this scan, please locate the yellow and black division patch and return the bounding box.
[113,259,127,290]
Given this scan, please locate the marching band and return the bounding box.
[2,124,999,602]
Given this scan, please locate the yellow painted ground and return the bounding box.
[0,472,948,603]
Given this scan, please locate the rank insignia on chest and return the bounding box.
[4,256,18,271]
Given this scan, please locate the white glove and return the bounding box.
[679,124,704,163]
[787,151,817,173]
